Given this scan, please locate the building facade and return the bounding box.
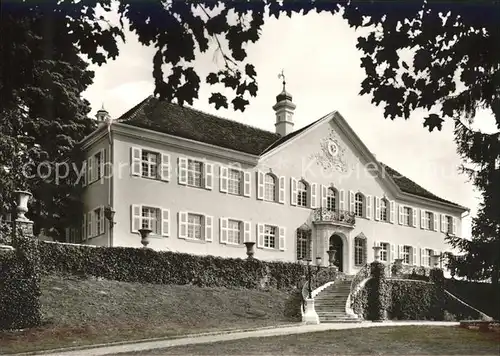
[77,89,468,276]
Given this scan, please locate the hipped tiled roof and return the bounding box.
[117,96,464,209]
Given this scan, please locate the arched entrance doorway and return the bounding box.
[329,234,343,272]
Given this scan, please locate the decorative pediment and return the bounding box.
[356,232,367,240]
[298,223,311,231]
[309,128,348,173]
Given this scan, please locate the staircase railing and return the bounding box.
[346,263,371,318]
[300,267,344,315]
[444,289,494,321]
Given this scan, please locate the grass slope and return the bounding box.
[124,326,500,355]
[0,275,294,354]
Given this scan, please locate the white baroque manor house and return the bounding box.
[75,86,468,275]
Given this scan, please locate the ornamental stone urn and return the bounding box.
[138,228,152,248]
[244,241,256,259]
[327,249,337,267]
[373,245,382,262]
[14,190,32,221]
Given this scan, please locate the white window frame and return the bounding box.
[354,236,367,266]
[227,168,242,195]
[187,159,204,188]
[403,206,412,226]
[141,206,161,235]
[226,219,242,245]
[402,245,411,264]
[326,187,336,211]
[87,149,105,185]
[264,173,277,201]
[187,213,204,240]
[425,211,433,230]
[297,180,308,208]
[141,150,159,179]
[380,198,389,222]
[421,248,433,267]
[263,224,277,249]
[296,229,311,261]
[131,147,170,182]
[354,193,364,217]
[379,242,389,262]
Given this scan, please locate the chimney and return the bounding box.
[273,71,296,137]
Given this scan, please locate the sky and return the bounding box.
[82,8,498,238]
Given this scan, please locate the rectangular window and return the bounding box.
[227,169,242,195]
[264,174,276,201]
[425,211,433,230]
[402,245,411,264]
[227,219,241,245]
[445,215,453,234]
[187,159,203,187]
[141,151,159,179]
[422,248,433,267]
[142,206,160,234]
[93,207,103,236]
[95,151,103,180]
[296,229,310,260]
[354,238,366,266]
[403,207,412,226]
[264,225,276,249]
[379,243,389,262]
[187,213,203,240]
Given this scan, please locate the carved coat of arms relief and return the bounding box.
[308,129,348,174]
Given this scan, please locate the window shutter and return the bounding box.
[278,226,286,251]
[452,217,457,235]
[420,248,424,266]
[131,147,142,177]
[243,221,251,242]
[398,205,404,225]
[220,218,228,243]
[99,206,105,235]
[204,215,213,242]
[389,201,395,223]
[87,156,94,183]
[390,244,395,262]
[257,223,264,248]
[278,176,286,204]
[349,190,355,213]
[243,171,251,197]
[178,157,188,185]
[256,171,264,199]
[219,166,228,192]
[412,247,418,266]
[290,177,298,206]
[161,209,170,237]
[321,185,327,208]
[87,212,92,239]
[367,195,373,220]
[160,153,171,181]
[433,212,438,232]
[178,211,188,239]
[398,245,403,259]
[82,214,87,241]
[81,161,87,187]
[412,208,417,227]
[131,204,141,233]
[204,163,213,190]
[420,209,426,229]
[441,214,446,232]
[339,189,345,210]
[310,183,318,208]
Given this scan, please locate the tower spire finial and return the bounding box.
[278,69,286,92]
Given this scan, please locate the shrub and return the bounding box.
[366,262,389,321]
[37,241,307,291]
[284,288,303,321]
[0,236,42,330]
[387,279,443,320]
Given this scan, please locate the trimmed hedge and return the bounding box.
[37,241,307,291]
[387,279,444,320]
[0,233,42,330]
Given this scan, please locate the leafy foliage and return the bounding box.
[388,280,443,321]
[37,241,307,291]
[0,235,42,330]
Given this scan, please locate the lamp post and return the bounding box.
[104,206,116,229]
[306,257,322,298]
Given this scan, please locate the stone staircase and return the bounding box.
[314,278,361,323]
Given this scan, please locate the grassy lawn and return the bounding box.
[121,326,500,355]
[0,275,295,354]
